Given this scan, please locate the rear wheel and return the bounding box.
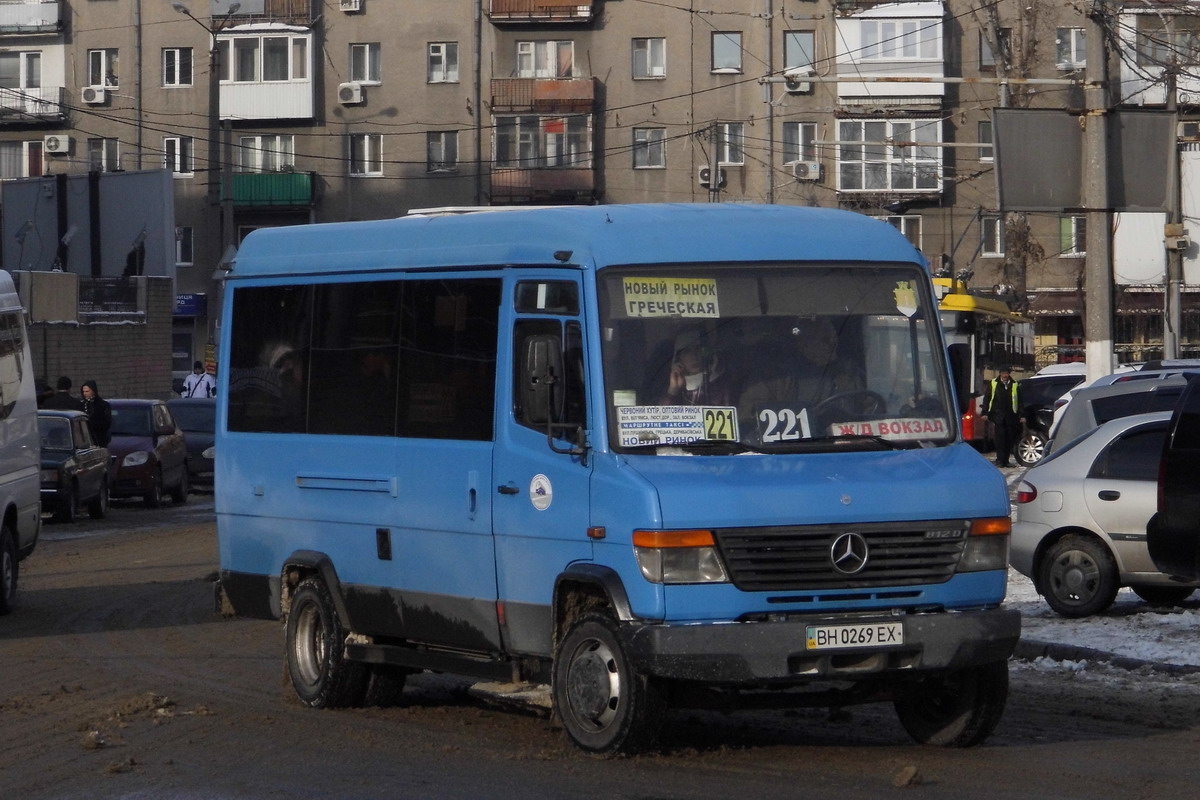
[88,480,109,519]
[286,576,367,708]
[1131,584,1195,606]
[0,525,17,615]
[1015,429,1047,467]
[360,665,411,707]
[143,469,163,508]
[893,660,1009,747]
[54,483,78,524]
[553,612,666,755]
[1038,534,1120,617]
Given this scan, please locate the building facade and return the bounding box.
[1,0,1198,371]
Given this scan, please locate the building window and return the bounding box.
[88,48,119,87]
[350,133,383,176]
[428,42,459,83]
[163,48,193,87]
[0,51,41,91]
[838,118,941,192]
[782,121,818,163]
[1131,17,1200,66]
[633,127,665,168]
[495,115,591,168]
[861,19,940,60]
[516,41,574,78]
[784,31,815,72]
[981,214,1005,257]
[632,38,665,79]
[350,43,381,84]
[0,141,44,180]
[718,122,745,165]
[1056,28,1086,70]
[980,29,1011,69]
[176,226,194,266]
[978,120,993,162]
[164,136,194,176]
[87,138,120,172]
[878,215,922,248]
[236,134,295,172]
[218,35,308,83]
[427,131,458,172]
[1060,215,1086,257]
[711,32,743,73]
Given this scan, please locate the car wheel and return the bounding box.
[893,660,1008,747]
[1131,585,1195,606]
[54,483,78,524]
[553,611,667,755]
[286,576,368,708]
[1038,534,1120,617]
[88,480,109,519]
[0,525,17,615]
[143,469,163,508]
[360,665,411,707]
[170,466,189,505]
[1015,429,1047,467]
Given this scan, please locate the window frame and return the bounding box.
[1060,215,1087,257]
[711,31,743,73]
[782,121,818,164]
[349,132,384,177]
[162,47,193,87]
[981,214,1005,258]
[632,37,666,79]
[350,42,382,85]
[217,34,309,84]
[860,18,941,61]
[516,40,574,79]
[978,120,993,162]
[718,122,745,166]
[1055,27,1087,70]
[837,118,942,193]
[164,136,195,176]
[980,28,1011,69]
[176,225,194,266]
[632,127,666,168]
[0,140,45,181]
[428,42,459,83]
[236,134,296,173]
[427,130,458,172]
[784,31,815,72]
[87,48,119,88]
[86,137,120,172]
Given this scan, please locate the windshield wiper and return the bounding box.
[662,440,763,455]
[766,435,901,452]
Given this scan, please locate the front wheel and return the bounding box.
[143,469,163,508]
[0,525,16,614]
[893,660,1009,747]
[1015,428,1047,467]
[54,483,78,524]
[170,466,189,505]
[286,576,367,708]
[88,480,109,519]
[552,612,666,755]
[1038,534,1119,617]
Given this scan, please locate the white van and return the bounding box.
[0,270,43,614]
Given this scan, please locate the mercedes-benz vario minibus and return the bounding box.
[215,204,1018,754]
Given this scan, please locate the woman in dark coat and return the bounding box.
[80,379,112,447]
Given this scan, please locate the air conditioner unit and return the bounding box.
[783,67,815,94]
[792,161,822,181]
[698,166,726,188]
[339,0,361,11]
[81,86,106,105]
[338,82,364,105]
[43,134,72,154]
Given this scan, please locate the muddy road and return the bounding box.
[3,503,1199,799]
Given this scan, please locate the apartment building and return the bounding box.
[1,0,1198,369]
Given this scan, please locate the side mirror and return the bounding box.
[947,343,972,416]
[521,334,564,426]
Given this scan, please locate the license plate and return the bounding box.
[805,621,904,650]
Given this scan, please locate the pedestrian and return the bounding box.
[983,366,1022,468]
[42,376,84,411]
[181,360,216,398]
[80,379,112,447]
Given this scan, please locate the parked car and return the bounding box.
[1045,374,1193,455]
[1148,376,1200,580]
[1012,410,1200,617]
[167,397,215,492]
[1015,372,1085,466]
[107,399,189,508]
[1047,366,1193,441]
[37,410,110,523]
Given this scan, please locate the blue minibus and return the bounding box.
[215,204,1018,753]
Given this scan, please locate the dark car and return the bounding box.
[1015,373,1086,467]
[38,410,110,523]
[167,397,215,492]
[107,399,189,507]
[1148,376,1200,580]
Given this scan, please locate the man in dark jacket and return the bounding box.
[983,366,1022,467]
[42,376,84,411]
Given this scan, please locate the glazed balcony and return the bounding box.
[488,0,594,23]
[0,0,61,34]
[490,77,597,112]
[0,85,63,121]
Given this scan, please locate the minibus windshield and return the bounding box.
[598,263,956,453]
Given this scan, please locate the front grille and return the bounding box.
[715,520,968,592]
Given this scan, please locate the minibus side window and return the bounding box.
[228,285,314,433]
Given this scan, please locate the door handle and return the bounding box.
[497,484,520,495]
[1098,490,1120,501]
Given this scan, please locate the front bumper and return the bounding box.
[624,607,1020,684]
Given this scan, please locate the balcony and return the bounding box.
[224,0,315,27]
[490,77,597,112]
[230,171,316,207]
[490,168,594,204]
[0,0,61,34]
[0,86,63,122]
[488,0,594,23]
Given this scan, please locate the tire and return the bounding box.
[893,660,1009,747]
[88,480,109,520]
[552,612,666,755]
[1037,534,1120,617]
[360,665,411,707]
[54,483,78,524]
[0,525,17,615]
[1131,584,1195,606]
[170,466,189,505]
[286,576,368,709]
[143,469,163,508]
[1015,429,1047,467]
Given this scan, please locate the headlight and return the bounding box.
[633,529,729,584]
[201,446,215,459]
[123,451,151,467]
[957,517,1011,572]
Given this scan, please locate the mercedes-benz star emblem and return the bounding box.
[830,532,869,575]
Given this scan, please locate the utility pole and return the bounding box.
[1165,66,1183,359]
[1083,2,1115,382]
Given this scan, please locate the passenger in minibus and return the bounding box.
[658,329,736,406]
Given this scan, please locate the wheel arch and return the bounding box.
[552,564,634,649]
[280,550,352,627]
[1032,527,1117,594]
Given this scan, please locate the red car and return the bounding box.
[107,399,189,507]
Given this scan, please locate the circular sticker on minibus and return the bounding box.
[529,474,553,511]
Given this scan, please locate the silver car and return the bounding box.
[1012,410,1200,617]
